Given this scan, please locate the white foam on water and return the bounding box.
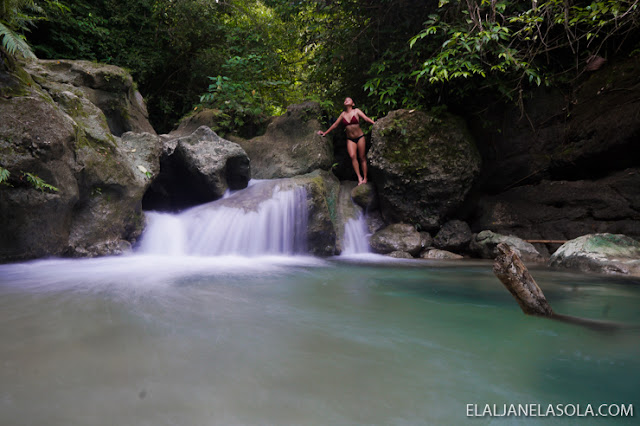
[138,184,308,256]
[341,213,371,255]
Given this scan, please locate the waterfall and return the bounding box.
[137,182,308,256]
[341,213,370,255]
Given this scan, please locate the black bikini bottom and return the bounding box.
[347,134,365,143]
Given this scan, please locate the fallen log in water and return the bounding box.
[493,242,553,317]
[493,242,636,332]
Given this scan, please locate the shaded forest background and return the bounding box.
[2,0,639,134]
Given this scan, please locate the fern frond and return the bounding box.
[0,21,36,59]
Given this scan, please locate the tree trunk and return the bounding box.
[493,242,635,332]
[493,242,553,317]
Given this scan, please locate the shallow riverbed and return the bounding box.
[1,254,638,425]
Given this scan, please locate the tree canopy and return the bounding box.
[4,0,639,132]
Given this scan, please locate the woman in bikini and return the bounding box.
[317,97,375,185]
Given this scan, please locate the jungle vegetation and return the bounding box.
[2,0,639,133]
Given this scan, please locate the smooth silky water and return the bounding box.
[1,183,639,425]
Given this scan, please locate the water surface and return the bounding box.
[1,255,638,425]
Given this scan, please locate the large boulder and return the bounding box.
[549,233,640,276]
[143,126,250,211]
[470,230,544,262]
[1,60,161,261]
[433,220,473,252]
[472,169,640,245]
[370,223,422,256]
[231,102,333,179]
[369,109,481,231]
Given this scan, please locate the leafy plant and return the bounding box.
[409,0,640,102]
[21,171,58,192]
[0,20,36,58]
[0,166,11,185]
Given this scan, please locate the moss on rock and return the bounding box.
[369,109,481,231]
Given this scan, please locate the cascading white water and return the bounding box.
[341,213,370,255]
[137,183,308,256]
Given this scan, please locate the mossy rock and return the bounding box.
[0,59,158,261]
[231,102,333,179]
[550,233,640,276]
[369,109,481,231]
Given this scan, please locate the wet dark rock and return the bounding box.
[433,220,472,252]
[143,126,250,211]
[471,169,640,245]
[370,223,422,255]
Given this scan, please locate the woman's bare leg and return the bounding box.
[347,140,363,183]
[357,136,367,184]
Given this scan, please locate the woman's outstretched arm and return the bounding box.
[317,114,343,137]
[356,109,375,125]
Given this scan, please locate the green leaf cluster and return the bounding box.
[0,0,50,60]
[0,167,59,192]
[408,0,640,103]
[21,171,58,192]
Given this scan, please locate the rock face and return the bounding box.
[433,220,472,252]
[472,169,640,243]
[23,59,155,136]
[470,230,544,262]
[472,57,640,192]
[369,109,481,231]
[549,234,640,276]
[143,126,250,211]
[1,60,161,261]
[370,223,422,256]
[231,102,333,179]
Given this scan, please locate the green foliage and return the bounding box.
[21,171,58,192]
[0,20,36,58]
[0,166,10,185]
[409,0,640,102]
[0,0,51,59]
[1,167,59,192]
[23,0,640,132]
